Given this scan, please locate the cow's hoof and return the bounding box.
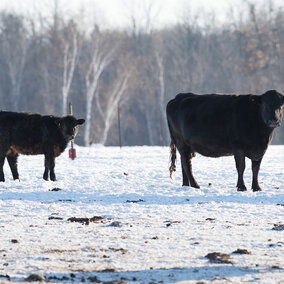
[237,187,247,192]
[252,187,262,192]
[190,180,200,188]
[192,184,200,189]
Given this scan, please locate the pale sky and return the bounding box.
[0,0,283,30]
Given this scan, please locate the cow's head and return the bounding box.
[259,90,284,128]
[56,115,85,142]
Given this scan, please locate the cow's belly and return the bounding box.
[245,148,267,161]
[182,123,233,157]
[192,142,233,157]
[186,134,233,157]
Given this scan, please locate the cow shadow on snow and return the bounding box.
[0,187,283,206]
[9,265,263,283]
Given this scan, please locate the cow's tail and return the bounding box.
[169,140,177,179]
[166,100,177,179]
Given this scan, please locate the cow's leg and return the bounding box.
[251,159,262,192]
[0,132,10,182]
[234,150,247,191]
[181,161,189,186]
[7,153,19,180]
[180,150,199,188]
[0,155,5,182]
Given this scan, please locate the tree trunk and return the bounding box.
[62,35,78,115]
[84,95,93,146]
[156,52,170,146]
[99,73,129,145]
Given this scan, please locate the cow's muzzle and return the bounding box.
[267,120,281,128]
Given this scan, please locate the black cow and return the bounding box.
[0,111,85,181]
[166,90,284,191]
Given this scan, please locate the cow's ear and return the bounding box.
[251,96,261,104]
[77,119,85,125]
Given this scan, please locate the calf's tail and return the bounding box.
[169,140,176,179]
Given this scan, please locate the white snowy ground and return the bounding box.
[0,145,283,283]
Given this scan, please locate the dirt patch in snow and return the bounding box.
[67,216,105,225]
[205,252,234,264]
[232,249,251,255]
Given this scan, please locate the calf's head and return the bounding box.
[259,90,284,128]
[56,115,85,142]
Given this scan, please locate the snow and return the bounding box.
[0,145,283,283]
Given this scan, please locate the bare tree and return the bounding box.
[0,13,30,111]
[155,51,169,145]
[99,71,130,144]
[125,0,161,35]
[62,24,79,115]
[81,29,115,146]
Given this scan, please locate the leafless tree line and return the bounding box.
[0,1,283,145]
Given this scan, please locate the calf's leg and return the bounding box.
[251,159,262,192]
[43,155,56,181]
[43,144,56,181]
[234,150,247,191]
[180,150,199,188]
[7,153,19,180]
[43,157,50,181]
[49,156,56,181]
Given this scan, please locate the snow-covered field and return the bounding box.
[0,145,283,283]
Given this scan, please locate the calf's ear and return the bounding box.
[55,118,62,127]
[77,119,85,125]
